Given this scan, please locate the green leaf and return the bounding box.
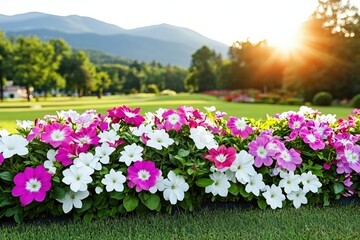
[257,198,267,210]
[52,187,66,200]
[0,171,14,182]
[228,183,239,195]
[187,168,195,175]
[195,178,213,187]
[83,212,94,223]
[239,186,251,198]
[0,199,12,208]
[123,195,139,212]
[110,192,125,200]
[323,193,330,206]
[79,198,93,213]
[178,149,190,157]
[333,183,344,194]
[140,193,161,211]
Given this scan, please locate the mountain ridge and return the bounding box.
[0,12,229,67]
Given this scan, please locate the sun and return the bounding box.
[267,26,302,54]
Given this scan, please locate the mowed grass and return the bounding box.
[1,204,359,240]
[0,93,354,132]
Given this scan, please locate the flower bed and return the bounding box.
[0,105,359,223]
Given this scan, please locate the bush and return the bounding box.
[147,84,160,95]
[351,94,360,108]
[312,91,333,106]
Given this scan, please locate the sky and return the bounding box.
[0,0,349,45]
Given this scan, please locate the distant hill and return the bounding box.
[0,12,229,67]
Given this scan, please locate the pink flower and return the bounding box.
[12,165,52,206]
[56,143,79,166]
[108,105,145,127]
[127,160,160,192]
[0,153,4,165]
[41,122,73,148]
[288,114,305,131]
[275,148,302,172]
[162,109,186,132]
[299,127,325,150]
[248,136,275,167]
[227,116,253,139]
[338,143,360,173]
[204,145,237,169]
[72,126,100,152]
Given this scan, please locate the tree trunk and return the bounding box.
[26,86,31,102]
[0,74,3,102]
[97,88,103,99]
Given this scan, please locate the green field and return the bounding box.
[0,94,354,132]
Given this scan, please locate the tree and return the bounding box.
[61,51,96,97]
[94,71,111,99]
[12,36,56,101]
[0,32,13,102]
[186,46,222,92]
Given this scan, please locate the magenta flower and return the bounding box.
[339,143,360,173]
[162,109,186,131]
[41,122,73,148]
[72,126,100,152]
[204,145,237,169]
[299,127,325,150]
[248,136,275,167]
[12,165,52,206]
[0,152,4,165]
[275,148,302,171]
[56,143,79,166]
[288,114,305,131]
[108,105,145,126]
[227,116,253,139]
[127,160,160,192]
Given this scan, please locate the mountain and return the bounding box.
[0,12,125,35]
[0,12,229,67]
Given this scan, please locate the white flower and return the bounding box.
[189,126,218,150]
[73,152,101,173]
[0,129,10,137]
[245,173,266,196]
[131,123,153,137]
[162,171,189,205]
[316,114,337,124]
[300,171,322,193]
[229,150,256,184]
[204,106,216,112]
[62,165,93,192]
[262,184,286,209]
[44,149,57,174]
[57,190,89,213]
[149,171,165,193]
[119,143,143,166]
[57,109,80,122]
[146,129,174,150]
[101,169,126,192]
[95,186,103,194]
[111,123,120,131]
[98,129,120,144]
[16,120,33,130]
[94,142,115,164]
[0,134,29,158]
[205,172,231,197]
[279,171,301,194]
[287,189,308,208]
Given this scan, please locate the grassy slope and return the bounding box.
[0,94,354,132]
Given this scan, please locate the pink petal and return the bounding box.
[13,173,27,185]
[34,191,46,202]
[20,191,34,206]
[12,185,25,197]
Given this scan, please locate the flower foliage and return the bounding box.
[0,105,360,223]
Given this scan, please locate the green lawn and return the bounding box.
[1,204,359,239]
[0,94,354,132]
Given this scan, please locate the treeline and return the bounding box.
[0,34,187,101]
[1,0,360,103]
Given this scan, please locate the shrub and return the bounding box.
[351,94,360,108]
[312,91,333,106]
[147,84,160,95]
